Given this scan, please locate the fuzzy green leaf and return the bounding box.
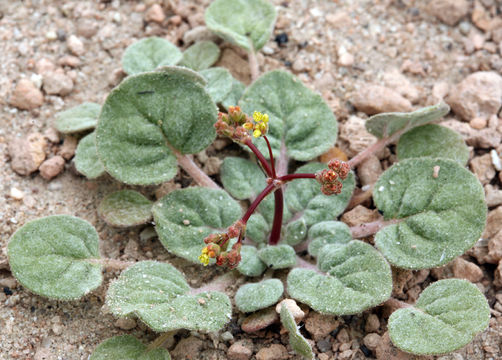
[7,215,102,300]
[288,241,392,315]
[98,190,153,228]
[389,279,490,355]
[205,0,276,51]
[152,187,241,263]
[365,102,450,139]
[258,244,296,269]
[280,305,314,360]
[237,245,267,277]
[374,158,487,269]
[74,132,106,179]
[96,67,217,185]
[106,261,232,332]
[307,221,352,258]
[235,279,284,312]
[397,124,469,165]
[200,67,234,104]
[221,157,266,200]
[179,41,220,71]
[90,335,171,360]
[245,213,271,244]
[222,79,246,110]
[283,163,355,245]
[122,37,182,75]
[240,70,337,161]
[55,102,101,134]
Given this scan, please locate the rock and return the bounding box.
[35,58,56,75]
[365,314,380,333]
[494,261,502,287]
[352,85,412,115]
[215,48,251,84]
[220,331,233,342]
[255,344,288,360]
[114,317,137,330]
[58,55,81,68]
[59,136,78,160]
[39,156,65,180]
[292,58,308,72]
[227,341,253,360]
[376,331,428,360]
[145,4,166,23]
[314,71,336,92]
[9,79,44,110]
[9,187,24,200]
[0,277,18,288]
[363,333,381,351]
[203,156,222,176]
[241,308,278,333]
[401,59,426,76]
[338,52,354,67]
[183,26,219,45]
[470,153,495,184]
[357,155,383,186]
[319,146,348,163]
[466,128,501,149]
[43,127,60,143]
[67,35,85,56]
[488,230,502,263]
[428,0,469,26]
[34,348,54,360]
[339,116,377,157]
[43,71,73,96]
[76,18,98,39]
[275,299,305,322]
[485,184,502,207]
[341,205,379,227]
[171,337,204,360]
[483,206,502,239]
[8,133,47,175]
[469,117,487,129]
[447,72,502,121]
[432,81,449,102]
[304,312,340,340]
[336,328,350,343]
[325,11,351,28]
[339,350,354,359]
[51,323,63,335]
[452,257,483,282]
[383,69,420,103]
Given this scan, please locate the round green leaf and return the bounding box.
[205,0,276,52]
[200,67,233,104]
[98,190,153,228]
[245,213,270,244]
[235,279,284,312]
[240,70,337,161]
[397,124,469,165]
[288,241,392,315]
[222,79,246,110]
[258,244,296,269]
[237,245,266,277]
[90,335,171,360]
[179,41,220,71]
[307,221,352,258]
[152,187,241,263]
[374,158,487,269]
[280,305,314,360]
[106,261,232,332]
[221,157,266,200]
[365,102,450,139]
[55,102,101,134]
[74,132,105,179]
[122,37,182,75]
[96,67,217,185]
[389,279,490,355]
[7,215,103,300]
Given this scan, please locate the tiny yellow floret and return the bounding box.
[199,247,210,266]
[243,122,253,130]
[253,129,262,138]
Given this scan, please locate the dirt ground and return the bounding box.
[1,0,501,359]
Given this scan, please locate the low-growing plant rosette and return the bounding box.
[6,1,492,358]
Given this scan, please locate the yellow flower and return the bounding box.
[253,129,262,138]
[198,253,210,266]
[253,111,269,123]
[243,122,253,130]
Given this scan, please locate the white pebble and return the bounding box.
[490,149,501,171]
[10,187,25,200]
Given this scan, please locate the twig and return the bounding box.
[384,297,412,310]
[87,258,134,271]
[350,218,400,238]
[146,331,177,351]
[189,272,239,295]
[346,185,373,210]
[248,43,259,82]
[347,130,401,169]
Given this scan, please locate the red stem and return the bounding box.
[263,136,276,178]
[242,182,276,223]
[279,173,316,182]
[245,139,274,178]
[269,189,284,245]
[350,218,400,238]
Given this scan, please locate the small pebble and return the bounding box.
[470,117,487,129]
[9,79,44,110]
[114,317,137,330]
[145,4,165,23]
[39,156,65,180]
[10,187,24,200]
[67,35,85,56]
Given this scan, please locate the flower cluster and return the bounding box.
[198,221,245,269]
[214,107,269,143]
[316,159,350,195]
